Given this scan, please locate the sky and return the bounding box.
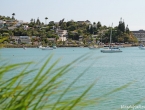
[0,0,145,31]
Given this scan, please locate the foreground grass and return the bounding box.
[0,53,135,110]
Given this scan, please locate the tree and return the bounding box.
[59,18,65,26]
[118,19,125,33]
[36,18,41,25]
[97,21,101,29]
[126,25,130,34]
[30,18,33,23]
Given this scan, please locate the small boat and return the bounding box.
[38,45,45,49]
[53,46,57,49]
[89,46,99,50]
[88,45,99,50]
[101,47,122,53]
[42,46,53,50]
[139,44,145,50]
[23,47,26,50]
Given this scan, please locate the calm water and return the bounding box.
[1,47,145,110]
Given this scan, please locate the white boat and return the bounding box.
[42,46,53,50]
[38,45,45,49]
[53,46,57,49]
[88,46,99,50]
[100,23,122,53]
[101,48,122,53]
[139,44,145,50]
[23,47,26,50]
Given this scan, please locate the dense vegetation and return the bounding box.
[0,15,137,46]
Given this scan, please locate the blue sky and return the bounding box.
[0,0,144,30]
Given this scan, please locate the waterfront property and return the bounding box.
[56,29,68,41]
[131,29,145,43]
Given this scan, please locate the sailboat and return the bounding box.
[100,23,122,53]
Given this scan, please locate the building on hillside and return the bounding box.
[131,29,145,43]
[8,26,17,30]
[47,38,56,42]
[23,25,29,30]
[56,29,68,41]
[15,20,23,27]
[19,36,31,44]
[6,20,17,26]
[77,20,91,25]
[79,36,83,41]
[10,36,20,44]
[0,20,4,28]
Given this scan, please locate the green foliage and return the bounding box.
[0,37,9,43]
[0,14,138,45]
[97,21,101,29]
[0,54,98,110]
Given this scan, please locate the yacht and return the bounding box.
[101,47,122,53]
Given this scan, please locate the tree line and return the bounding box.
[0,15,137,45]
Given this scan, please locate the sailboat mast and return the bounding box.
[109,23,113,47]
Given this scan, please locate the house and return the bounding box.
[23,25,29,30]
[0,20,6,28]
[10,36,20,44]
[0,20,3,28]
[79,36,83,41]
[132,29,145,43]
[19,36,31,44]
[8,26,17,30]
[56,29,68,41]
[15,20,23,27]
[77,20,91,25]
[85,20,91,25]
[6,20,17,26]
[47,38,56,42]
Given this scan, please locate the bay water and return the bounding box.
[0,47,145,110]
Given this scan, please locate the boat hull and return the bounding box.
[139,47,145,50]
[42,48,53,50]
[101,49,122,53]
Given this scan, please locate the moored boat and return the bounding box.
[100,23,122,53]
[139,44,145,50]
[41,46,53,50]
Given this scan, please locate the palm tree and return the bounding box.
[12,13,15,19]
[45,17,48,25]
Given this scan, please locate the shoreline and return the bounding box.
[0,44,138,48]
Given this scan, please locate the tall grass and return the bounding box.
[0,53,134,110]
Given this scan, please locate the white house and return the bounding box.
[15,20,23,27]
[19,36,31,44]
[56,29,68,41]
